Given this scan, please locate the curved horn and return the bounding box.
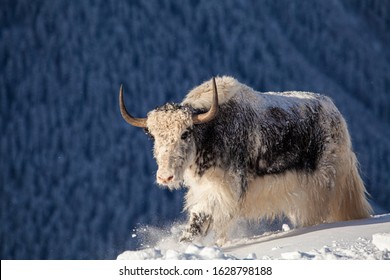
[192,77,219,124]
[119,85,147,128]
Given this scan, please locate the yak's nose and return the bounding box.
[157,175,174,185]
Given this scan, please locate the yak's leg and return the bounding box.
[213,216,236,247]
[180,212,212,242]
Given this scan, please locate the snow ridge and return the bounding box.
[118,214,390,260]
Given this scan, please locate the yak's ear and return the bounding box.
[192,77,219,124]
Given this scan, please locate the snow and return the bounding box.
[282,223,291,232]
[117,214,390,260]
[372,233,390,251]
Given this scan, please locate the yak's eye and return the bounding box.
[144,128,154,140]
[181,130,190,140]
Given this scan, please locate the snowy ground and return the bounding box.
[117,214,390,260]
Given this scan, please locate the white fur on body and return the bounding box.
[145,76,372,244]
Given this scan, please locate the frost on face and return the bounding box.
[146,104,195,188]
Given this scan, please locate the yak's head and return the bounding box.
[119,78,219,190]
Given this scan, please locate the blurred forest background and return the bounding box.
[1,0,389,259]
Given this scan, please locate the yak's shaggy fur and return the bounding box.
[141,76,372,244]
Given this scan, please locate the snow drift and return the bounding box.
[118,214,390,260]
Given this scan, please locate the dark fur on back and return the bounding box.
[191,98,328,193]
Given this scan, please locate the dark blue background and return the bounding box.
[1,0,389,259]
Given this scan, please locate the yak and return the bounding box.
[119,76,372,245]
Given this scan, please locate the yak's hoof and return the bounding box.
[179,232,194,243]
[179,230,194,242]
[216,236,227,247]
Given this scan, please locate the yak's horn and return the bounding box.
[192,77,219,124]
[119,85,147,128]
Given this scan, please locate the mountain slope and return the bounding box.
[117,214,390,260]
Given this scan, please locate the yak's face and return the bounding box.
[119,77,219,190]
[146,104,196,189]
